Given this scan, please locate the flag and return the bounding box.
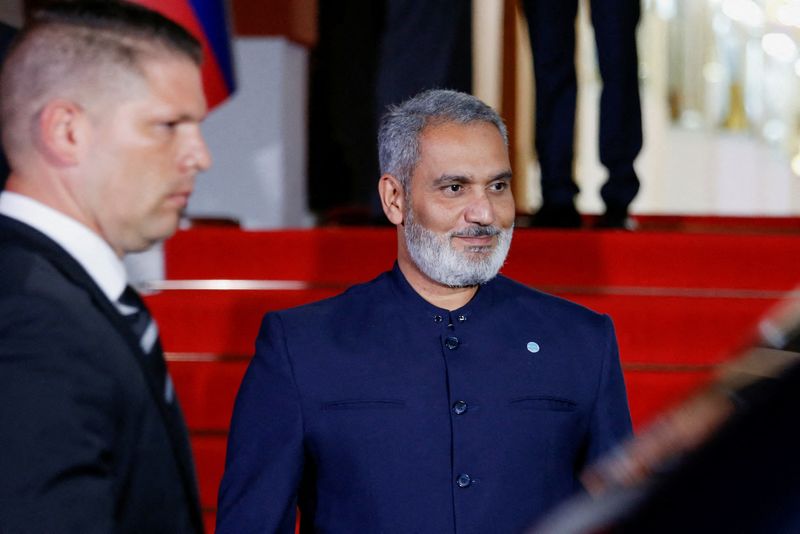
[132,0,236,109]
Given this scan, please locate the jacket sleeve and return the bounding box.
[216,312,305,534]
[585,314,633,464]
[0,296,116,533]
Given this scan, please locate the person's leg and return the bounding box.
[308,1,384,222]
[591,0,642,226]
[522,0,582,227]
[376,0,472,112]
[373,0,472,220]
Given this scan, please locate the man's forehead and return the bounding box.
[418,121,506,155]
[80,60,205,128]
[419,120,503,147]
[136,54,205,106]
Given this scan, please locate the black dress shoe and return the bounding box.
[531,204,582,228]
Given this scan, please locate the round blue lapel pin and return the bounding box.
[527,341,540,353]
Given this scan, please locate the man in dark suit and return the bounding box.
[0,2,211,532]
[217,89,632,533]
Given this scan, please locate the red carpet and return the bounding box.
[146,221,800,531]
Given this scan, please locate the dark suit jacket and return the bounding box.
[217,264,632,533]
[0,214,203,533]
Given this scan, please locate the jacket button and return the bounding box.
[445,336,459,350]
[434,315,443,323]
[453,400,468,415]
[457,315,467,322]
[456,474,472,488]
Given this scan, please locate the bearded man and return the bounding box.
[216,89,632,534]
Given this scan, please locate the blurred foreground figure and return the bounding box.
[217,89,632,533]
[0,2,210,532]
[531,296,800,533]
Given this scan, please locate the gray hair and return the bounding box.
[1,1,202,162]
[378,89,508,188]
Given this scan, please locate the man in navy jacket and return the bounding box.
[217,89,632,533]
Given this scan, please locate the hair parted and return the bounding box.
[0,0,202,160]
[377,89,508,188]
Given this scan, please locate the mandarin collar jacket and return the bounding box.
[217,263,632,534]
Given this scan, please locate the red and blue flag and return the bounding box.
[133,0,236,109]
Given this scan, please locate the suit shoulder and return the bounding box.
[493,275,610,327]
[0,241,88,303]
[0,236,40,280]
[0,239,99,346]
[270,271,390,321]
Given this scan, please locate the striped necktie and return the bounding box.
[118,285,159,354]
[117,285,174,404]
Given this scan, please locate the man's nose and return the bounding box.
[183,129,212,173]
[464,191,495,225]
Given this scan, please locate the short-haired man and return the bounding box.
[217,89,631,533]
[0,2,211,532]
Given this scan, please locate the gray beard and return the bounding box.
[403,207,513,288]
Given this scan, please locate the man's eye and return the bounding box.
[491,181,508,191]
[445,184,462,193]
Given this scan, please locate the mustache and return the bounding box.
[450,226,502,238]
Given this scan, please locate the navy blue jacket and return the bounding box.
[217,264,631,533]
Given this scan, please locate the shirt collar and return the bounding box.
[0,191,127,302]
[387,261,494,323]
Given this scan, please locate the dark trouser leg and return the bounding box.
[591,0,643,211]
[375,0,472,112]
[521,0,581,209]
[308,0,383,217]
[373,0,472,217]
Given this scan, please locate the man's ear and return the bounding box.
[379,173,406,225]
[36,99,88,166]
